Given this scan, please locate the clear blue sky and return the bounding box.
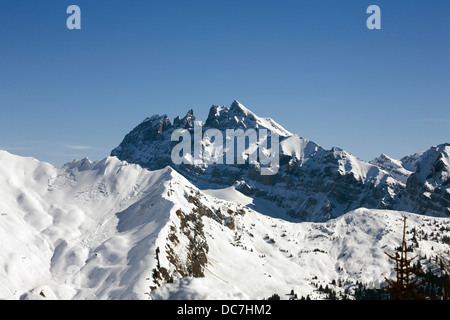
[1,0,449,167]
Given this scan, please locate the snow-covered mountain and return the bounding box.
[400,143,450,216]
[370,144,450,217]
[1,101,449,300]
[370,154,413,185]
[112,100,449,221]
[1,150,450,300]
[204,101,293,137]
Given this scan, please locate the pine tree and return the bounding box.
[384,216,424,300]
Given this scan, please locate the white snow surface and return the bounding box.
[279,135,319,165]
[0,150,449,300]
[370,154,414,185]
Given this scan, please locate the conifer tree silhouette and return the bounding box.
[384,216,424,300]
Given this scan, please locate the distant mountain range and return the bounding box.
[0,100,449,300]
[112,100,450,222]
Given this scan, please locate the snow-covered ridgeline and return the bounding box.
[1,150,449,300]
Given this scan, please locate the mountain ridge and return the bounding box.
[1,101,449,300]
[111,101,450,221]
[1,149,450,300]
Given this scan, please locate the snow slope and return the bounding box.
[0,150,179,299]
[1,150,449,300]
[113,101,422,222]
[370,154,414,185]
[152,205,450,300]
[205,100,293,137]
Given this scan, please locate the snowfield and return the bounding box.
[1,149,449,300]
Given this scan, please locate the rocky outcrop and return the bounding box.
[111,101,449,221]
[400,143,450,216]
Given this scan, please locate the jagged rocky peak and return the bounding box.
[154,114,172,133]
[408,143,450,187]
[205,100,256,129]
[373,153,397,163]
[435,145,450,178]
[400,143,450,216]
[110,101,450,220]
[205,100,292,137]
[144,114,172,128]
[127,114,173,143]
[173,109,196,129]
[400,151,425,172]
[229,99,254,116]
[116,109,198,148]
[370,153,413,185]
[121,100,291,145]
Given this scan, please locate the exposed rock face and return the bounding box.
[111,101,450,221]
[370,154,413,185]
[400,144,450,216]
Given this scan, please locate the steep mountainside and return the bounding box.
[400,144,450,216]
[1,101,448,300]
[1,150,450,300]
[112,101,449,221]
[370,154,413,185]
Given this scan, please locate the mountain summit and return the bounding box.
[111,101,449,221]
[401,143,450,215]
[205,100,293,137]
[1,101,449,300]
